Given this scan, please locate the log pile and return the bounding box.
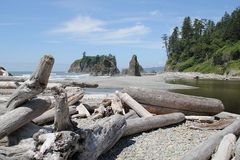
[1,54,240,159]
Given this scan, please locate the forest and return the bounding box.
[164,7,240,75]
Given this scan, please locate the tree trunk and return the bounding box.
[5,55,54,110]
[124,109,139,119]
[111,97,125,114]
[123,87,224,115]
[212,133,236,160]
[123,112,185,136]
[53,88,74,131]
[0,98,51,139]
[116,91,152,117]
[181,119,240,160]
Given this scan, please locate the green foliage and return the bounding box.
[164,7,240,75]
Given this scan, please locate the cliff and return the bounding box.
[68,54,120,76]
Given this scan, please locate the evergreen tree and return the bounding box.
[181,17,193,41]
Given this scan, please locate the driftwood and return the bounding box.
[111,97,125,114]
[0,76,99,88]
[0,98,51,139]
[5,55,54,110]
[33,105,77,125]
[0,81,20,89]
[53,88,74,131]
[92,105,106,119]
[116,91,152,117]
[124,109,140,119]
[181,119,240,160]
[123,87,224,115]
[215,112,240,119]
[76,103,90,117]
[212,133,236,160]
[185,116,215,123]
[123,112,185,136]
[190,119,235,130]
[235,137,240,160]
[67,91,84,106]
[32,114,126,160]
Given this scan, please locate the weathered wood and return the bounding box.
[123,87,224,115]
[0,76,99,88]
[111,97,125,114]
[116,91,152,117]
[124,109,140,119]
[46,83,63,90]
[0,98,51,139]
[124,112,185,136]
[53,88,73,131]
[92,105,106,119]
[235,137,240,160]
[67,91,84,106]
[190,119,235,130]
[32,114,126,160]
[212,133,236,160]
[215,112,240,119]
[181,119,240,160]
[5,55,54,110]
[0,81,20,89]
[185,116,215,123]
[76,103,90,117]
[33,105,77,125]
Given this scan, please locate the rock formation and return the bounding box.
[68,54,120,76]
[127,55,142,76]
[0,66,11,76]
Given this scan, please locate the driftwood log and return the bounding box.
[215,112,240,119]
[33,105,77,125]
[123,87,224,115]
[76,103,90,117]
[212,133,236,160]
[124,112,185,136]
[185,116,215,123]
[0,81,20,89]
[67,91,84,106]
[116,91,152,117]
[5,55,54,110]
[124,109,140,119]
[32,114,126,160]
[181,119,240,160]
[0,98,51,139]
[235,137,240,160]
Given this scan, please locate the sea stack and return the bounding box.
[0,66,11,76]
[128,55,141,76]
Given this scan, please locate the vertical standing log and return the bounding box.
[53,87,73,132]
[5,55,54,110]
[116,91,152,117]
[111,97,125,114]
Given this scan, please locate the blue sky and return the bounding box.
[0,0,239,71]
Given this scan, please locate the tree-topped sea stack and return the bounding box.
[128,55,142,76]
[68,52,120,76]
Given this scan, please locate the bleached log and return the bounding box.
[5,55,54,110]
[111,97,125,114]
[181,119,240,160]
[0,81,20,89]
[0,76,99,88]
[46,83,63,90]
[124,87,224,115]
[67,91,84,106]
[123,112,185,136]
[215,112,240,119]
[33,114,126,160]
[76,103,90,117]
[235,137,240,160]
[124,109,140,119]
[185,116,215,123]
[0,98,51,139]
[116,91,152,117]
[33,105,77,125]
[92,105,106,119]
[53,88,73,131]
[190,119,235,130]
[212,133,236,160]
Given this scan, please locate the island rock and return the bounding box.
[127,55,142,76]
[68,54,120,76]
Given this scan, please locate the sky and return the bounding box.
[0,0,239,71]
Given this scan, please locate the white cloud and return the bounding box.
[48,16,162,49]
[149,10,160,16]
[52,16,106,34]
